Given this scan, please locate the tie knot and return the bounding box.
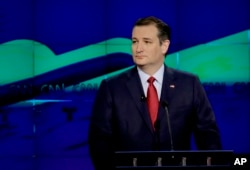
[147,77,156,84]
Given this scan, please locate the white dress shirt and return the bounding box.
[137,64,164,100]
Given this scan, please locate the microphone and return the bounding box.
[154,119,161,150]
[162,101,174,151]
[154,119,162,166]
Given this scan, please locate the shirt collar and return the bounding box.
[137,64,164,85]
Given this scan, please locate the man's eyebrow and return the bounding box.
[132,37,152,40]
[142,37,152,40]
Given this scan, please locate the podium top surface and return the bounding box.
[115,150,234,156]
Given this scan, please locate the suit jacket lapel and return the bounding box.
[126,67,154,133]
[158,65,175,121]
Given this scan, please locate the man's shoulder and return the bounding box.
[166,67,200,81]
[166,66,199,80]
[165,67,204,91]
[167,66,196,75]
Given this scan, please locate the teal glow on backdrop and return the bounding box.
[0,0,249,169]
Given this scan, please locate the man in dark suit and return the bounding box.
[88,16,222,170]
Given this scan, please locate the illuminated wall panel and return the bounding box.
[0,0,249,169]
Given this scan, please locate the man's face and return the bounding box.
[131,24,169,69]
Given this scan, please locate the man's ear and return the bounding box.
[161,40,170,55]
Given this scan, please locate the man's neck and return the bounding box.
[138,63,164,76]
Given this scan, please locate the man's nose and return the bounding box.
[136,43,143,53]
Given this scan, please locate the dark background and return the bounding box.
[0,0,249,169]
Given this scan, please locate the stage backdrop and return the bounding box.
[0,0,249,170]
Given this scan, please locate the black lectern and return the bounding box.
[115,150,234,169]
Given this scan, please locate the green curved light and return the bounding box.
[0,30,249,87]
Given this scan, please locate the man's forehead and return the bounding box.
[133,25,157,31]
[132,25,158,38]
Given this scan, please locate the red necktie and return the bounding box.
[147,77,159,128]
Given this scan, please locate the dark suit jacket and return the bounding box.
[88,65,222,169]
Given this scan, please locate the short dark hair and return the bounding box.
[134,16,171,44]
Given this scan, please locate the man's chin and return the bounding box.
[135,62,145,67]
[134,59,146,66]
